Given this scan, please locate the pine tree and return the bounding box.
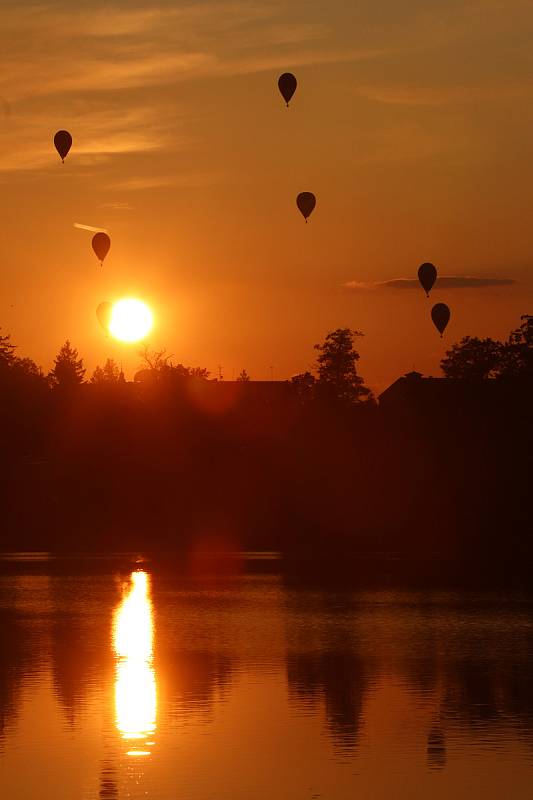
[49,341,85,388]
[0,329,16,370]
[91,358,120,384]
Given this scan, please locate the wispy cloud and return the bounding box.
[108,170,226,192]
[345,277,518,290]
[2,0,533,181]
[0,4,324,102]
[98,201,133,211]
[107,175,178,192]
[0,105,180,172]
[1,4,272,39]
[0,1,367,175]
[73,222,108,233]
[355,82,533,107]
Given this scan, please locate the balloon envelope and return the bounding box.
[431,303,450,337]
[418,262,437,297]
[296,192,316,221]
[278,73,297,106]
[96,302,112,332]
[92,232,111,264]
[54,130,72,162]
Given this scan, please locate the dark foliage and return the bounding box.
[48,340,85,388]
[441,337,504,379]
[441,315,533,380]
[314,328,371,404]
[91,359,121,384]
[0,322,531,561]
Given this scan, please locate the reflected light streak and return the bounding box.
[113,571,157,757]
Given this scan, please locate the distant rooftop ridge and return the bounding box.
[378,368,531,406]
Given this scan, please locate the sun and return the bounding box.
[109,299,153,343]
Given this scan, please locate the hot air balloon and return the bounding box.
[96,302,112,332]
[431,303,450,337]
[54,130,72,163]
[418,262,437,297]
[278,73,297,107]
[92,232,111,265]
[296,192,316,222]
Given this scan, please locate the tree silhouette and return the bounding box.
[440,336,504,379]
[290,371,316,402]
[440,316,533,379]
[139,345,172,373]
[12,357,42,378]
[0,332,45,383]
[237,369,250,382]
[137,346,210,382]
[189,367,210,379]
[500,314,533,377]
[0,329,16,370]
[0,331,45,400]
[48,341,85,388]
[314,328,370,403]
[91,358,120,384]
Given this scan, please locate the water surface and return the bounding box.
[1,554,533,799]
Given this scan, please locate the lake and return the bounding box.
[1,553,533,799]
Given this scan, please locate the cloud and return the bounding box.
[99,201,133,211]
[73,223,108,233]
[0,2,391,103]
[345,276,518,290]
[108,170,226,192]
[1,42,385,103]
[214,46,391,78]
[2,0,532,183]
[355,83,533,107]
[107,175,178,192]
[0,105,180,173]
[0,2,379,175]
[1,3,273,39]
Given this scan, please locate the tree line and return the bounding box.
[0,314,531,558]
[0,328,376,402]
[440,314,533,380]
[1,315,531,401]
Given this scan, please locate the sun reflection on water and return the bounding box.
[113,571,157,757]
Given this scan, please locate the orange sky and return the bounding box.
[1,0,532,392]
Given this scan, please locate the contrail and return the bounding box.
[73,223,109,233]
